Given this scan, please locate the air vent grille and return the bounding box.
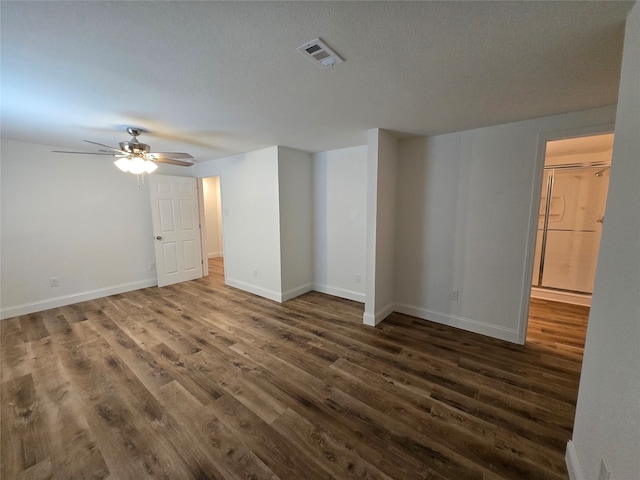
[305,44,322,54]
[312,50,331,62]
[297,38,343,67]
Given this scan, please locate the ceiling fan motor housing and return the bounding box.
[119,141,151,155]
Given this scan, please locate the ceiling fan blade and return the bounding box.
[155,158,194,167]
[152,152,194,159]
[52,150,115,156]
[84,140,127,153]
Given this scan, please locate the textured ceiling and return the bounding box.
[0,1,633,162]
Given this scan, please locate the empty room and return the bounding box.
[1,2,638,480]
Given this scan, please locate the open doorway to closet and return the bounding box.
[202,176,224,278]
[527,132,613,345]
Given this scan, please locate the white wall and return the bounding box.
[200,147,284,302]
[0,139,190,319]
[202,176,223,258]
[278,147,313,300]
[196,144,366,306]
[569,3,640,479]
[364,129,399,325]
[313,145,367,302]
[393,106,617,342]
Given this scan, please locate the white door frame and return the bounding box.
[197,177,209,277]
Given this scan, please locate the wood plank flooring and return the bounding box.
[1,258,589,480]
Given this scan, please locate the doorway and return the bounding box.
[531,133,613,305]
[527,132,613,340]
[202,176,224,271]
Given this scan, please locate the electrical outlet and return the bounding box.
[355,274,362,284]
[252,269,258,277]
[599,459,611,480]
[150,262,156,271]
[50,277,59,287]
[450,289,459,301]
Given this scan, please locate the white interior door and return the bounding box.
[149,175,203,287]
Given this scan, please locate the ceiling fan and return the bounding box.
[53,127,194,175]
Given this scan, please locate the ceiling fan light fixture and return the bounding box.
[128,156,151,175]
[114,156,158,174]
[114,157,131,172]
[145,160,159,174]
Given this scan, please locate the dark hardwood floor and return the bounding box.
[1,258,589,480]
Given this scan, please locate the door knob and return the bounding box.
[155,235,163,240]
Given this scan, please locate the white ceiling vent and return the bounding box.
[297,38,343,67]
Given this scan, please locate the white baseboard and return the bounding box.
[394,303,520,343]
[363,302,395,326]
[225,277,282,303]
[565,441,585,480]
[224,278,362,304]
[282,283,313,302]
[363,312,376,326]
[207,252,223,259]
[0,278,157,320]
[312,283,365,303]
[531,287,591,306]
